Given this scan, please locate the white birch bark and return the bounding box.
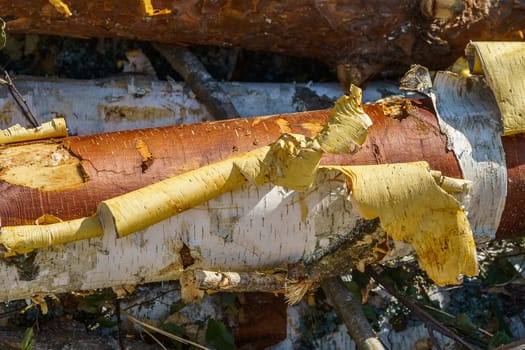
[0,76,407,132]
[0,76,341,132]
[432,72,506,239]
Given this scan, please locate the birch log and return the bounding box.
[0,76,523,301]
[2,0,525,81]
[0,76,351,132]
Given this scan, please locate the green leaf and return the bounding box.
[453,313,477,336]
[169,299,186,315]
[20,327,36,350]
[221,293,237,306]
[362,304,379,329]
[94,316,117,328]
[482,258,518,285]
[77,290,115,314]
[489,330,513,348]
[491,299,512,335]
[162,322,187,337]
[380,267,412,292]
[343,280,362,299]
[161,322,188,350]
[205,319,235,350]
[351,269,370,289]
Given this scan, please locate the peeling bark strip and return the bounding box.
[3,1,525,74]
[466,42,525,135]
[0,118,67,144]
[398,42,525,240]
[432,72,506,239]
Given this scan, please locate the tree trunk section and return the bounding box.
[0,77,523,301]
[2,0,524,75]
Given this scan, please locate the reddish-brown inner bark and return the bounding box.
[499,136,525,239]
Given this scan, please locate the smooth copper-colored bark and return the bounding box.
[3,1,524,74]
[0,98,523,239]
[499,136,525,239]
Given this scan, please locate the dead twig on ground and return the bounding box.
[321,276,385,350]
[123,310,209,350]
[366,266,477,350]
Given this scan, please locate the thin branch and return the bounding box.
[0,17,5,50]
[0,71,39,127]
[153,43,238,120]
[115,299,125,350]
[123,311,210,350]
[122,287,179,312]
[0,306,25,319]
[321,276,385,350]
[366,266,477,350]
[141,327,168,350]
[422,304,494,338]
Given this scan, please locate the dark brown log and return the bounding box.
[2,1,524,77]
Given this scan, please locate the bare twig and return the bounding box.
[123,311,209,350]
[495,338,525,350]
[181,270,286,293]
[141,327,168,350]
[366,266,477,350]
[115,299,125,350]
[153,43,238,120]
[321,276,385,350]
[121,287,179,312]
[0,306,25,319]
[0,71,39,127]
[422,304,494,337]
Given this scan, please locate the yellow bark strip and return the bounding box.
[0,118,67,144]
[327,162,477,285]
[235,135,322,191]
[48,0,72,17]
[316,85,372,154]
[465,41,525,135]
[98,85,370,237]
[141,0,171,16]
[0,217,102,257]
[98,148,264,238]
[97,136,320,238]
